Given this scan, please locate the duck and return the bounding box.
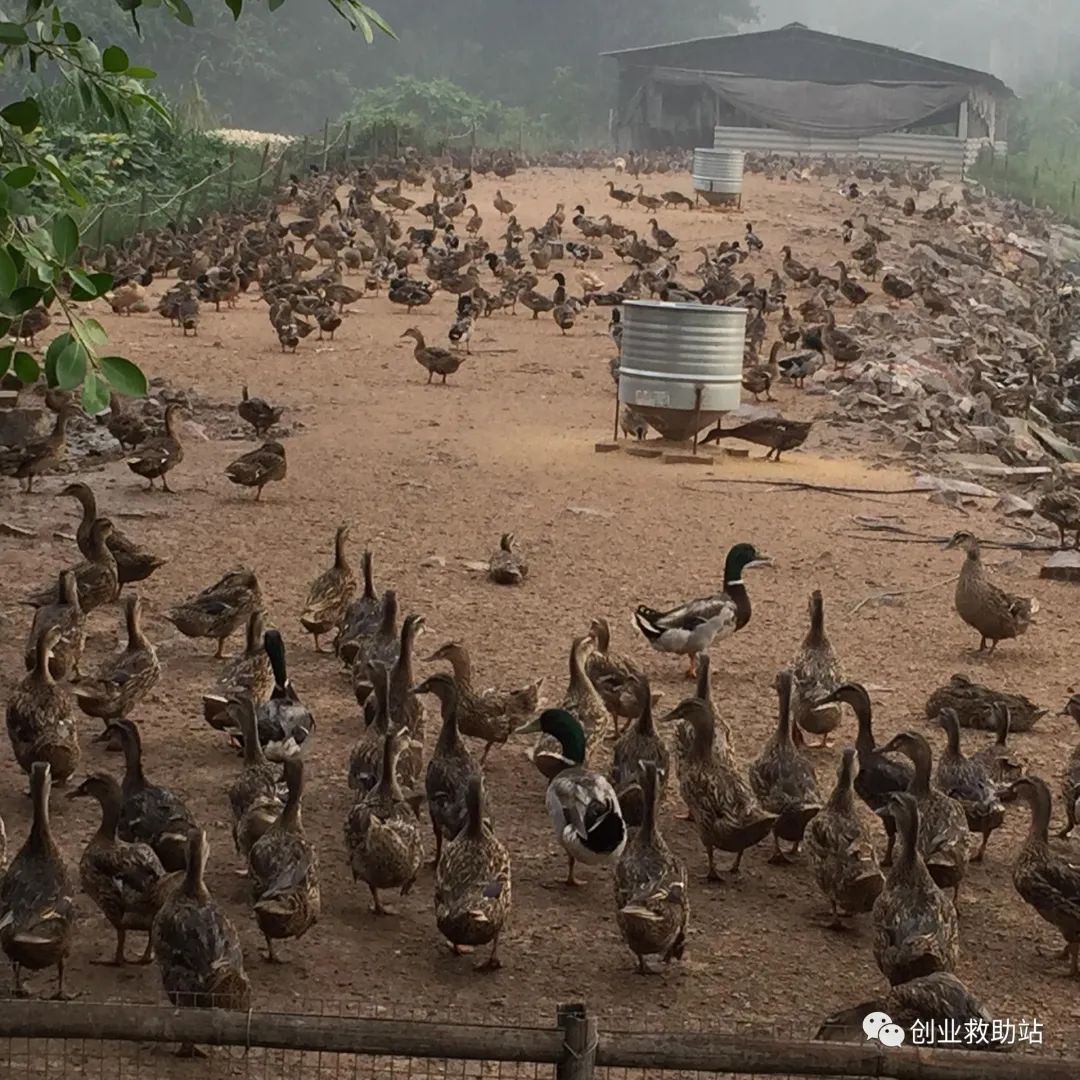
[777,348,824,389]
[635,185,662,212]
[822,311,862,368]
[335,550,381,665]
[780,245,811,284]
[606,181,635,206]
[0,762,76,997]
[225,441,287,501]
[26,518,119,613]
[877,732,969,902]
[647,218,677,251]
[664,697,776,875]
[881,272,916,302]
[300,524,357,652]
[426,641,541,763]
[350,590,400,707]
[126,403,184,492]
[0,402,78,493]
[742,341,781,402]
[633,543,771,677]
[401,327,464,384]
[614,762,688,975]
[166,567,262,658]
[386,613,427,745]
[1005,775,1080,976]
[814,683,913,865]
[834,261,869,306]
[610,677,669,827]
[493,189,516,215]
[68,772,177,965]
[151,829,251,1032]
[344,728,425,915]
[70,594,160,732]
[247,755,319,962]
[61,482,166,587]
[790,590,843,748]
[201,610,274,733]
[934,708,1006,862]
[11,305,51,345]
[237,386,283,437]
[106,718,197,873]
[514,709,626,887]
[23,570,86,681]
[585,616,644,739]
[924,673,1045,733]
[969,701,1024,784]
[1059,696,1080,839]
[518,283,555,320]
[805,748,884,928]
[749,671,823,864]
[349,662,400,794]
[415,673,481,869]
[673,653,734,772]
[255,630,315,761]
[872,792,959,986]
[1037,472,1080,549]
[7,626,80,785]
[434,775,511,971]
[226,696,284,866]
[488,532,528,585]
[944,530,1037,653]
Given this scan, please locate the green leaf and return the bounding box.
[225,0,243,18]
[1,98,41,134]
[268,0,286,8]
[0,247,16,296]
[165,0,195,26]
[51,214,79,263]
[4,164,36,189]
[13,350,39,385]
[40,155,87,206]
[80,317,109,347]
[68,269,98,298]
[126,66,156,79]
[93,83,116,121]
[82,371,111,416]
[7,286,42,314]
[102,45,129,73]
[0,317,10,337]
[0,345,11,379]
[132,94,172,125]
[63,21,82,43]
[45,333,73,386]
[99,355,147,397]
[0,23,29,45]
[56,340,88,390]
[78,76,94,111]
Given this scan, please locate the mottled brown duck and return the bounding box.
[23,570,85,681]
[300,525,357,652]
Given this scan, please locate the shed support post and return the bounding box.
[556,1004,595,1080]
[957,100,969,140]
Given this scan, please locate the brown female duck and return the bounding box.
[925,673,1045,732]
[127,403,184,492]
[166,567,262,657]
[350,590,399,704]
[225,441,287,501]
[238,386,283,437]
[488,532,528,585]
[790,590,843,747]
[401,327,465,383]
[741,341,781,403]
[24,570,85,680]
[68,772,177,965]
[0,763,76,997]
[944,530,1037,653]
[585,616,644,739]
[1059,695,1080,839]
[336,550,381,666]
[300,525,357,652]
[107,392,147,450]
[226,696,283,866]
[969,701,1023,784]
[202,610,274,733]
[610,676,670,827]
[26,518,119,613]
[0,403,78,493]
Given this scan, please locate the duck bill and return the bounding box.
[746,556,774,571]
[513,715,541,736]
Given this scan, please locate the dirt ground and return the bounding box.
[2,167,1079,1057]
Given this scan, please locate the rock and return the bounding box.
[914,474,997,498]
[0,407,50,448]
[1041,550,1080,582]
[995,494,1034,518]
[0,521,35,538]
[419,555,446,569]
[566,506,613,519]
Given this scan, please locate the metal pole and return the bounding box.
[321,118,330,172]
[691,385,703,455]
[613,390,620,442]
[343,120,352,168]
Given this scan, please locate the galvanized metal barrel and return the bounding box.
[618,300,745,441]
[692,147,745,206]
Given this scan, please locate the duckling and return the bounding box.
[805,749,884,928]
[790,590,843,748]
[107,719,197,873]
[944,530,1037,653]
[934,708,1005,862]
[7,626,80,785]
[300,525,356,652]
[614,762,688,974]
[0,763,76,997]
[0,402,78,493]
[344,728,425,915]
[749,671,823,864]
[434,776,511,971]
[415,673,481,870]
[247,756,319,962]
[225,441,287,501]
[872,792,959,986]
[336,550,381,666]
[925,673,1045,733]
[26,518,119,613]
[226,696,284,866]
[126,403,184,492]
[585,616,644,739]
[1005,775,1080,975]
[401,327,464,384]
[488,532,528,585]
[68,773,177,965]
[166,567,262,658]
[664,697,776,875]
[238,386,283,437]
[350,590,399,707]
[202,610,274,733]
[152,830,251,1035]
[515,709,626,886]
[877,732,969,902]
[610,678,670,827]
[24,570,85,681]
[255,630,315,761]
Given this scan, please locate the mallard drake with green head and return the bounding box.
[585,616,644,739]
[1005,775,1080,976]
[23,570,85,681]
[805,748,883,928]
[610,676,670,827]
[0,762,76,997]
[633,543,771,677]
[166,567,262,658]
[68,772,177,965]
[202,610,274,734]
[791,590,843,747]
[614,761,688,975]
[226,696,283,867]
[944,531,1037,653]
[872,792,959,986]
[336,550,381,666]
[26,518,119,613]
[344,728,425,915]
[7,626,80,785]
[247,756,320,962]
[300,525,357,652]
[127,403,184,492]
[934,708,1005,863]
[515,709,626,887]
[749,671,823,863]
[434,775,511,971]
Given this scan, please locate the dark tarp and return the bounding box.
[637,67,970,138]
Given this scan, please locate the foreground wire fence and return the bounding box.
[0,1000,1076,1080]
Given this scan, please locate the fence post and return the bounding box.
[273,152,286,199]
[1032,165,1040,208]
[175,194,187,233]
[136,188,148,234]
[555,1004,595,1080]
[254,142,270,204]
[300,135,309,173]
[321,118,330,172]
[226,149,236,207]
[343,120,352,168]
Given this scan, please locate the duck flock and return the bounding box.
[2,148,1080,1055]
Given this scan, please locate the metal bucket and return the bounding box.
[618,300,745,441]
[692,148,745,207]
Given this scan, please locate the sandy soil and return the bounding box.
[1,168,1078,1059]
